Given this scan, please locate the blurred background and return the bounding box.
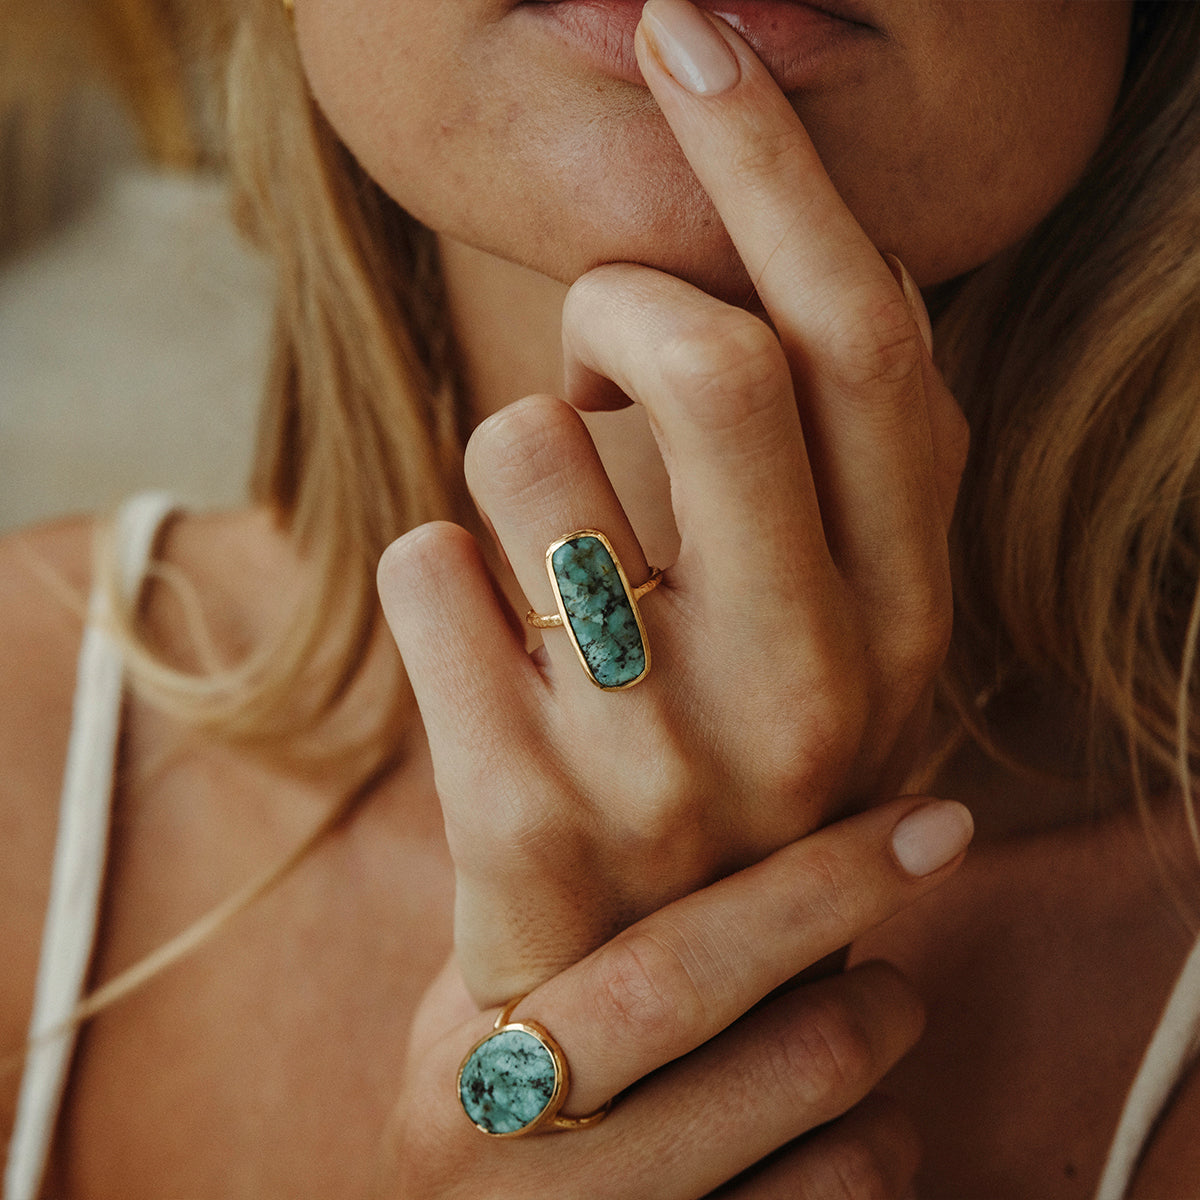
[0,0,271,533]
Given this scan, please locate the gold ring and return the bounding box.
[524,530,661,690]
[457,996,613,1137]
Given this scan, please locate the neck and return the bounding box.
[437,234,680,568]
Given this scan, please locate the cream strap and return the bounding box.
[1094,933,1200,1200]
[4,493,176,1200]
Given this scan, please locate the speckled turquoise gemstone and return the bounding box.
[459,1029,559,1135]
[550,534,647,688]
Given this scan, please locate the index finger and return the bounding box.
[634,0,957,605]
[634,0,895,338]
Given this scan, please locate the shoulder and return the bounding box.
[0,504,299,1141]
[0,515,96,1141]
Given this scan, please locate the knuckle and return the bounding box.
[898,579,954,670]
[599,737,699,844]
[783,993,877,1107]
[658,311,790,436]
[380,521,473,598]
[809,1137,897,1200]
[822,288,924,395]
[594,928,703,1052]
[464,395,580,501]
[939,390,972,480]
[803,665,871,756]
[753,671,868,800]
[880,569,954,687]
[727,125,801,185]
[785,845,859,941]
[916,602,954,678]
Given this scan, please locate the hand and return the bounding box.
[379,0,969,1001]
[375,799,971,1200]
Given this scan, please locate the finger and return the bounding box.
[399,969,920,1200]
[522,796,972,1113]
[634,1,952,606]
[562,265,834,600]
[925,359,970,529]
[587,963,923,1200]
[377,521,541,772]
[710,1092,922,1200]
[637,0,891,328]
[464,394,656,695]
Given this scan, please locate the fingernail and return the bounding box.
[641,0,741,96]
[884,253,934,357]
[891,801,973,877]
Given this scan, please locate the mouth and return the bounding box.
[515,0,883,91]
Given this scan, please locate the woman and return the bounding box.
[3,0,1199,1196]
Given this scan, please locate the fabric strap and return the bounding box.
[1094,933,1200,1199]
[4,493,175,1200]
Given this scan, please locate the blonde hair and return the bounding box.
[935,2,1200,849]
[103,0,467,772]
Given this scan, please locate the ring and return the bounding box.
[525,529,662,690]
[458,995,613,1137]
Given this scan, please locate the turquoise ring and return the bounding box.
[525,530,662,690]
[458,996,612,1137]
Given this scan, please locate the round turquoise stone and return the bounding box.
[459,1028,559,1134]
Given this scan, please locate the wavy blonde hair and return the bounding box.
[935,2,1200,851]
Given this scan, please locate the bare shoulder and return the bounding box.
[0,515,96,1138]
[0,504,296,1145]
[139,505,304,671]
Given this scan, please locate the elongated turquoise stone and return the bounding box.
[459,1029,558,1134]
[550,535,647,688]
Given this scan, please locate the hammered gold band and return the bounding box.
[526,567,663,629]
[457,995,613,1137]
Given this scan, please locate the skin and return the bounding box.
[5,1,1200,1198]
[300,0,1130,295]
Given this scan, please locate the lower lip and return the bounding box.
[515,0,876,90]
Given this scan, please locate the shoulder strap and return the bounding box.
[1094,933,1200,1199]
[4,493,176,1200]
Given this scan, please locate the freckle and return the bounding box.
[1064,1162,1078,1180]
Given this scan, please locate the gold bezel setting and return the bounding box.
[457,997,611,1136]
[528,529,659,691]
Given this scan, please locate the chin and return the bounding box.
[469,186,762,307]
[564,231,757,308]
